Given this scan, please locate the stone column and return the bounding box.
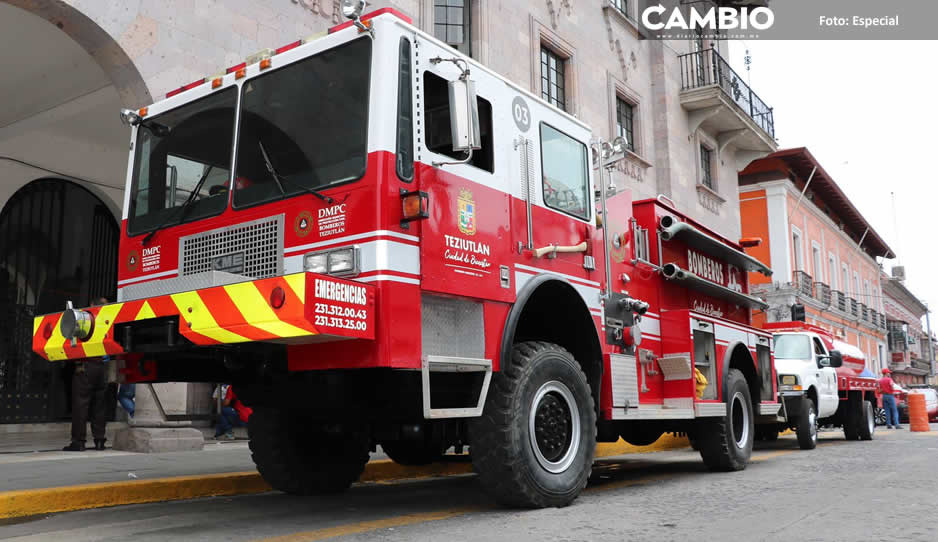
[112,383,206,453]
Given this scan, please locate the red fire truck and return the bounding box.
[32,6,779,507]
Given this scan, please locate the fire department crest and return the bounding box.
[127,249,139,272]
[294,210,313,237]
[457,189,476,235]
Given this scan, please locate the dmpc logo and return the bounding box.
[640,3,774,37]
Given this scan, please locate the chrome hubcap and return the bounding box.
[529,381,580,473]
[731,391,750,448]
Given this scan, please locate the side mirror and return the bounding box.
[819,350,843,368]
[448,79,481,153]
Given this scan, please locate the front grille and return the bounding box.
[179,215,283,278]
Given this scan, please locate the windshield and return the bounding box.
[773,334,812,360]
[233,37,372,208]
[128,88,237,236]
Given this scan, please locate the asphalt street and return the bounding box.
[2,427,936,542]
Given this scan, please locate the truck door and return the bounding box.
[415,38,512,303]
[813,337,838,415]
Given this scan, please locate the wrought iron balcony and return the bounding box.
[833,290,847,312]
[814,282,831,305]
[678,48,775,140]
[792,270,813,298]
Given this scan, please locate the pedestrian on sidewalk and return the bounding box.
[117,383,136,418]
[64,297,111,451]
[214,384,252,440]
[879,368,901,429]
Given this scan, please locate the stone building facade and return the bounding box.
[882,269,935,386]
[739,148,890,372]
[0,0,775,423]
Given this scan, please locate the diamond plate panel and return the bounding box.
[421,294,484,359]
[611,353,639,408]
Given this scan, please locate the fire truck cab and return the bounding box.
[33,8,779,508]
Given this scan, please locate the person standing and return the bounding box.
[879,368,901,429]
[63,297,111,451]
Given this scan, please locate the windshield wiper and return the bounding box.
[142,165,214,245]
[258,140,334,204]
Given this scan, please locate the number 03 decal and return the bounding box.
[512,96,531,133]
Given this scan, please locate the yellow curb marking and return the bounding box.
[0,471,268,520]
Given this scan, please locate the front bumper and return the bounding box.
[32,272,375,361]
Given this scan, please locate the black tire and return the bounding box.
[381,439,445,466]
[620,424,663,447]
[248,408,369,495]
[858,400,875,441]
[796,398,818,450]
[469,341,596,508]
[843,394,860,441]
[696,369,754,471]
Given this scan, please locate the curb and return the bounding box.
[0,435,689,519]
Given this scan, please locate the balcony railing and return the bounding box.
[849,298,859,317]
[833,290,847,312]
[792,271,813,297]
[870,309,879,327]
[678,48,775,138]
[860,304,869,322]
[911,359,931,372]
[814,282,831,305]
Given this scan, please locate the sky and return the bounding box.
[726,40,938,327]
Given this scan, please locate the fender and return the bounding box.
[721,340,756,401]
[499,273,601,371]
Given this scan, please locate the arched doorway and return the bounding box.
[0,179,119,423]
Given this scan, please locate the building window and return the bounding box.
[541,46,566,111]
[842,264,849,294]
[611,0,629,17]
[434,0,471,56]
[792,230,803,272]
[812,244,823,282]
[615,97,635,152]
[828,253,837,289]
[699,145,713,189]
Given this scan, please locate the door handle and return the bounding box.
[533,241,588,258]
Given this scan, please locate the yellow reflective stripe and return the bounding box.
[284,273,306,302]
[33,316,42,336]
[170,291,249,344]
[44,315,68,361]
[223,282,311,339]
[135,301,157,321]
[82,303,124,358]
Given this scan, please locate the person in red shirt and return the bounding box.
[214,385,253,439]
[879,368,901,429]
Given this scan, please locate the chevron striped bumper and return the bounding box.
[32,272,376,362]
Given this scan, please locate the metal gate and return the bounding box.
[0,179,119,423]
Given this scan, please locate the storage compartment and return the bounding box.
[757,339,772,400]
[692,325,717,400]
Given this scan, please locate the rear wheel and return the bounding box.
[248,408,370,495]
[858,400,875,441]
[796,399,818,450]
[874,407,887,426]
[696,369,753,471]
[469,341,596,508]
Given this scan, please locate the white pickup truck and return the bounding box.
[759,322,879,449]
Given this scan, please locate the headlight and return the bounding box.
[781,375,797,386]
[304,246,360,277]
[328,248,356,275]
[304,253,328,274]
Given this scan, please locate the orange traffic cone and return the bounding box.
[908,393,930,432]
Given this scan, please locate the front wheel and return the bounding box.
[796,399,818,450]
[469,341,596,508]
[696,369,754,471]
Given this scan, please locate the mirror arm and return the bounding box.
[433,148,474,168]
